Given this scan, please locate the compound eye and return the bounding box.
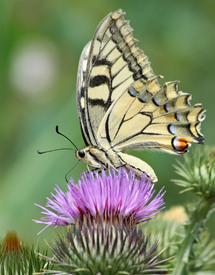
[78,150,85,158]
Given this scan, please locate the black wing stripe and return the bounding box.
[89,75,110,87]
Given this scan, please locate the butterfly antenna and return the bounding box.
[65,160,79,182]
[56,125,78,151]
[37,148,75,154]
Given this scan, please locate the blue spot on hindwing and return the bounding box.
[168,124,176,135]
[164,103,169,112]
[175,113,180,121]
[138,96,146,103]
[152,98,161,106]
[128,87,137,97]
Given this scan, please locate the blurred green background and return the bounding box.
[1,0,215,244]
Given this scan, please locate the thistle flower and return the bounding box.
[171,147,215,275]
[160,206,188,224]
[173,146,215,199]
[34,168,165,232]
[142,209,215,273]
[42,217,170,274]
[0,231,51,274]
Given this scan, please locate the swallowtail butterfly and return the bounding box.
[75,9,205,182]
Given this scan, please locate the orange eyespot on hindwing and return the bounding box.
[172,137,189,154]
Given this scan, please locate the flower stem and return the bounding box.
[173,197,215,275]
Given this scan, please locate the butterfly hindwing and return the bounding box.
[76,9,156,146]
[97,78,205,154]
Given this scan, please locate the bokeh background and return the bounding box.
[1,0,214,244]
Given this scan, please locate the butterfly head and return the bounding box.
[75,146,102,168]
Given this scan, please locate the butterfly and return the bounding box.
[75,9,205,182]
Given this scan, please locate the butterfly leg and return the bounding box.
[87,165,102,174]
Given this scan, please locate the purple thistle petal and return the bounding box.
[34,168,165,231]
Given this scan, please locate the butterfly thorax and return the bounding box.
[76,146,122,169]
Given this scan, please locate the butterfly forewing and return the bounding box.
[77,9,156,146]
[76,42,92,146]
